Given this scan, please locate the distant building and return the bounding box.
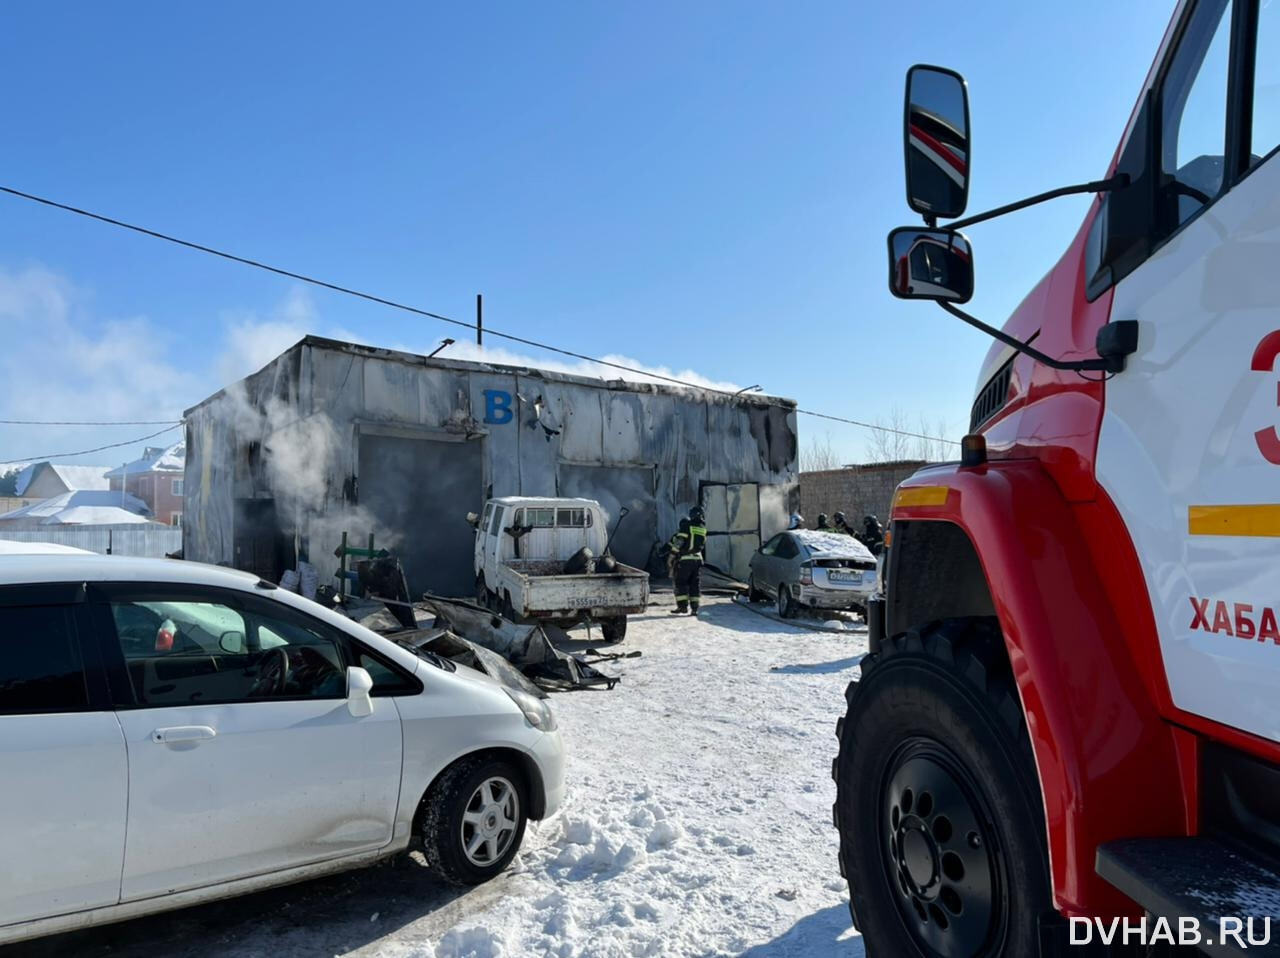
[14,462,112,500]
[107,442,186,528]
[800,460,931,528]
[0,489,154,528]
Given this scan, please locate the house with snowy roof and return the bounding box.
[106,442,186,527]
[0,489,154,528]
[13,461,112,499]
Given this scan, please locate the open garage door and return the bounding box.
[556,464,658,572]
[701,482,760,582]
[358,432,484,598]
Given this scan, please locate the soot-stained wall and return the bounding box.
[184,337,799,592]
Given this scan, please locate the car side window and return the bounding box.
[352,645,419,695]
[109,598,346,706]
[760,534,782,556]
[774,536,800,560]
[1159,0,1233,230]
[1249,0,1280,168]
[0,605,88,714]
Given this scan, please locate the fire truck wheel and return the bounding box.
[832,617,1052,958]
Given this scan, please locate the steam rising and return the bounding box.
[220,381,401,575]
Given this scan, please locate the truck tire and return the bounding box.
[600,616,627,643]
[832,617,1053,958]
[418,755,529,886]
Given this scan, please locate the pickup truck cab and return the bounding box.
[472,497,648,642]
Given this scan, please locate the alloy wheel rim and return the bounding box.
[880,741,1004,956]
[461,776,519,867]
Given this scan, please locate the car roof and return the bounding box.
[489,496,599,509]
[0,554,264,589]
[788,530,876,561]
[0,539,95,556]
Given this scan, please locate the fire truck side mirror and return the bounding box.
[904,64,971,220]
[887,227,974,303]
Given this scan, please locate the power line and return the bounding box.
[0,184,958,447]
[2,423,183,463]
[0,418,182,426]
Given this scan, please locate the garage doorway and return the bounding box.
[700,482,760,581]
[556,464,658,572]
[358,432,484,598]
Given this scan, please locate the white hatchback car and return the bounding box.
[0,554,565,946]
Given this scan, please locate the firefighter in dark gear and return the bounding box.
[671,507,707,614]
[859,515,885,555]
[660,519,689,583]
[816,513,833,531]
[833,511,853,535]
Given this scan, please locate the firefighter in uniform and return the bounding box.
[661,518,689,583]
[816,513,833,532]
[671,506,707,615]
[833,511,854,536]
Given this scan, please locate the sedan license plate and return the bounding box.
[827,570,859,584]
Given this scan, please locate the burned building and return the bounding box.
[183,337,798,597]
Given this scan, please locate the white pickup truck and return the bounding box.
[471,497,649,642]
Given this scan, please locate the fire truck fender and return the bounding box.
[887,460,1188,916]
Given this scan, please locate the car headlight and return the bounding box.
[504,687,558,732]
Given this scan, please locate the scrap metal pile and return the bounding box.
[279,547,626,693]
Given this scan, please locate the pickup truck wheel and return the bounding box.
[475,575,491,609]
[419,755,529,886]
[600,616,627,643]
[777,584,798,619]
[500,592,517,622]
[832,618,1052,957]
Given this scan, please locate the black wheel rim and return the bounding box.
[880,739,1006,956]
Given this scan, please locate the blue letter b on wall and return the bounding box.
[484,389,513,425]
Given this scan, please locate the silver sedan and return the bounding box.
[748,530,878,618]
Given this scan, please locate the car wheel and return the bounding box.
[419,755,529,886]
[600,616,627,643]
[832,617,1053,957]
[748,575,766,603]
[500,592,518,622]
[777,585,797,619]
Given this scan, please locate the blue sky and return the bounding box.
[0,1,1166,469]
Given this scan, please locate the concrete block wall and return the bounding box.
[799,460,928,526]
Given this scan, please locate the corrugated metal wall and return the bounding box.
[0,525,183,557]
[185,339,800,590]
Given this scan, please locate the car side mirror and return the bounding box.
[887,227,974,303]
[904,64,970,220]
[466,512,480,528]
[346,666,374,717]
[219,630,246,654]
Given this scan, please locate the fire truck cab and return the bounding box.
[834,2,1280,956]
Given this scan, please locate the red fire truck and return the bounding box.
[833,2,1280,956]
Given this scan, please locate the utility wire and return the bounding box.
[0,418,183,426]
[2,423,183,463]
[0,185,958,447]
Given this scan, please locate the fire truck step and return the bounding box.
[1096,837,1280,956]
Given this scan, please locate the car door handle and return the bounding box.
[152,725,217,744]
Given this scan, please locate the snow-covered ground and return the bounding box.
[16,595,867,958]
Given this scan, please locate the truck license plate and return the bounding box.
[567,596,608,608]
